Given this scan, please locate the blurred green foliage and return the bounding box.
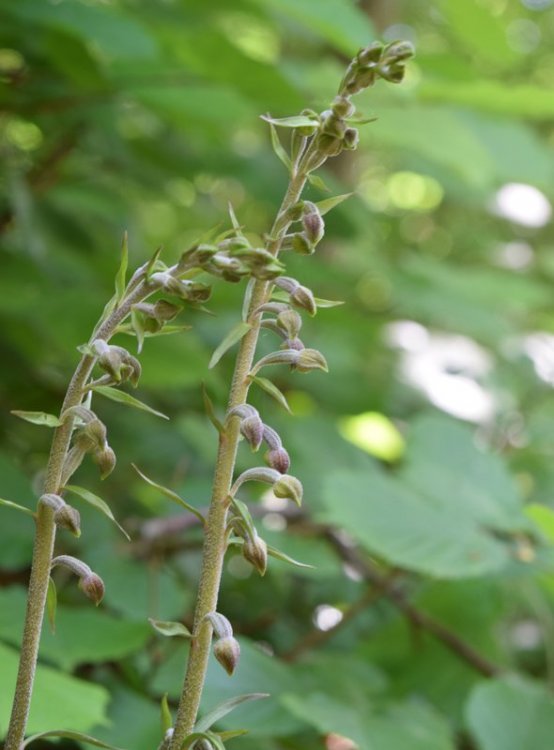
[2,0,554,748]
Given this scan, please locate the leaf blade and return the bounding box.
[209,321,251,369]
[115,231,129,302]
[195,693,269,733]
[250,376,292,413]
[92,385,169,420]
[64,484,130,541]
[0,497,35,518]
[149,618,192,638]
[11,410,63,427]
[23,731,125,750]
[132,464,205,525]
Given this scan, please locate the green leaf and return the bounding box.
[525,503,554,543]
[314,193,353,215]
[195,694,269,733]
[465,676,554,750]
[313,297,345,308]
[23,731,125,750]
[266,544,315,569]
[160,693,172,734]
[268,122,291,171]
[130,308,145,353]
[115,231,129,302]
[64,484,130,541]
[132,464,205,525]
[46,577,57,634]
[209,321,251,369]
[260,114,319,128]
[283,692,455,749]
[182,731,225,750]
[250,376,292,413]
[202,383,225,435]
[230,498,256,539]
[11,410,63,427]
[149,618,192,638]
[0,497,35,518]
[307,173,330,192]
[320,414,530,578]
[145,245,164,279]
[0,642,109,735]
[92,384,169,420]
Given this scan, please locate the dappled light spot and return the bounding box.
[386,171,444,211]
[523,332,554,383]
[339,411,404,462]
[493,182,551,227]
[313,605,343,631]
[326,734,358,750]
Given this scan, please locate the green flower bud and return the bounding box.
[281,337,305,351]
[296,348,328,373]
[331,95,355,119]
[240,414,264,452]
[74,418,107,454]
[315,133,343,157]
[94,444,116,479]
[383,40,415,63]
[358,42,384,66]
[273,474,304,506]
[343,127,360,151]
[243,532,268,576]
[277,309,302,339]
[290,285,317,317]
[291,233,314,255]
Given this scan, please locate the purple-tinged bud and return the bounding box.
[243,533,268,576]
[320,110,347,140]
[240,414,264,452]
[302,211,325,246]
[296,348,328,373]
[54,504,81,538]
[94,444,116,479]
[273,475,304,506]
[79,573,105,606]
[213,636,241,676]
[343,127,359,151]
[281,338,305,352]
[265,447,290,474]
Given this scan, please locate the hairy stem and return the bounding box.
[5,275,163,750]
[170,168,310,746]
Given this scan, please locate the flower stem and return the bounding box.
[4,275,163,750]
[170,169,310,747]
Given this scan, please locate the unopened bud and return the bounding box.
[74,418,107,453]
[94,444,116,479]
[290,285,317,317]
[213,636,241,676]
[331,95,356,119]
[315,133,343,157]
[243,533,268,576]
[383,40,415,63]
[54,504,81,537]
[358,42,384,67]
[240,414,264,452]
[291,233,313,255]
[297,108,320,136]
[302,211,325,246]
[343,127,359,150]
[265,447,290,474]
[231,466,281,495]
[277,309,302,338]
[296,348,328,373]
[79,573,105,606]
[281,338,304,352]
[273,475,303,506]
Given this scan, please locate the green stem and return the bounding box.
[170,167,311,747]
[4,277,158,750]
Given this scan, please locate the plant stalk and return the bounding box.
[170,166,311,747]
[4,276,160,750]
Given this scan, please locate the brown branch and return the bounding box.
[323,527,501,679]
